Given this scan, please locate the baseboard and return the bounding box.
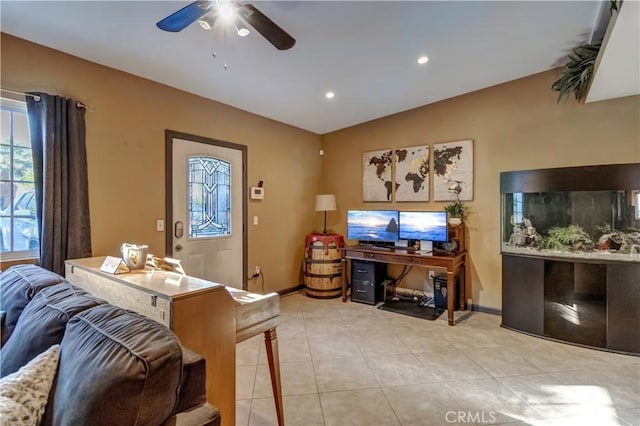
[275,285,502,317]
[278,284,305,296]
[469,303,501,316]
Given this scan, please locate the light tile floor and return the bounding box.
[235,292,640,426]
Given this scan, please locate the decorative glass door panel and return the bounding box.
[188,156,231,239]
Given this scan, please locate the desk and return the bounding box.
[341,247,467,325]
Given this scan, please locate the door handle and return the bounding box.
[174,221,184,238]
[175,244,183,251]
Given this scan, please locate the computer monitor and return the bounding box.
[346,210,399,243]
[399,211,448,243]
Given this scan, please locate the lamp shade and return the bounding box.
[315,194,336,212]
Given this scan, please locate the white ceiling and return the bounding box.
[0,1,622,134]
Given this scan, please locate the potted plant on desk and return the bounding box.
[444,181,465,227]
[444,200,465,227]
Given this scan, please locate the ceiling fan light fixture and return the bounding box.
[198,13,216,31]
[219,3,234,20]
[157,0,296,50]
[198,19,213,30]
[236,25,250,37]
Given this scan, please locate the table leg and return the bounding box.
[264,328,284,426]
[341,258,348,303]
[447,270,455,326]
[459,257,466,311]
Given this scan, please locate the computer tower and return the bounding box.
[434,275,459,310]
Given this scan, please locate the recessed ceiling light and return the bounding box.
[325,92,335,99]
[417,56,429,65]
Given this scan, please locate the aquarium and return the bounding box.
[500,164,640,263]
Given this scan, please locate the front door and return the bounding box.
[166,130,247,289]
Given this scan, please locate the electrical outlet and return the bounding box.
[428,270,435,280]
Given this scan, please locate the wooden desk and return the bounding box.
[341,247,467,325]
[65,257,237,426]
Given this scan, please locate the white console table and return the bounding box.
[65,257,285,426]
[65,257,238,426]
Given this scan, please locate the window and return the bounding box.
[512,192,524,224]
[188,156,231,238]
[0,98,39,258]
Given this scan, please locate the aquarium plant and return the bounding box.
[540,225,594,251]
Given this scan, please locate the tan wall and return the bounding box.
[1,33,322,293]
[321,70,640,310]
[4,33,639,306]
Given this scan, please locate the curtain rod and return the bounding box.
[1,88,94,112]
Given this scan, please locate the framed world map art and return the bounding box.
[394,145,429,202]
[362,149,393,201]
[433,140,474,201]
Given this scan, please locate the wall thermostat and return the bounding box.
[250,186,264,200]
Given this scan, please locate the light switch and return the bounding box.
[156,219,165,232]
[253,216,259,225]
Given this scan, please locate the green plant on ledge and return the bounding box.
[610,0,623,13]
[551,43,601,103]
[551,0,622,103]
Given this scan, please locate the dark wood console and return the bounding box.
[502,254,640,354]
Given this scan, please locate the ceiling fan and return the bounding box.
[156,0,296,51]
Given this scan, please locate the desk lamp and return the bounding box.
[315,194,336,235]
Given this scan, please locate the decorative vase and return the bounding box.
[448,217,462,227]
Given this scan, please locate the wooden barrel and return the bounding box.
[304,234,344,298]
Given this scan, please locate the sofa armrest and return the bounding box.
[0,310,5,338]
[176,347,207,412]
[163,403,220,426]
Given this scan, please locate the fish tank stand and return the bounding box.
[500,163,640,355]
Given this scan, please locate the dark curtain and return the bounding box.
[26,93,92,274]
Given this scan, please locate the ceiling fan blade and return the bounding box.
[156,0,213,32]
[238,3,296,50]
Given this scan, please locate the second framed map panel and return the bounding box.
[395,145,429,202]
[433,140,474,201]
